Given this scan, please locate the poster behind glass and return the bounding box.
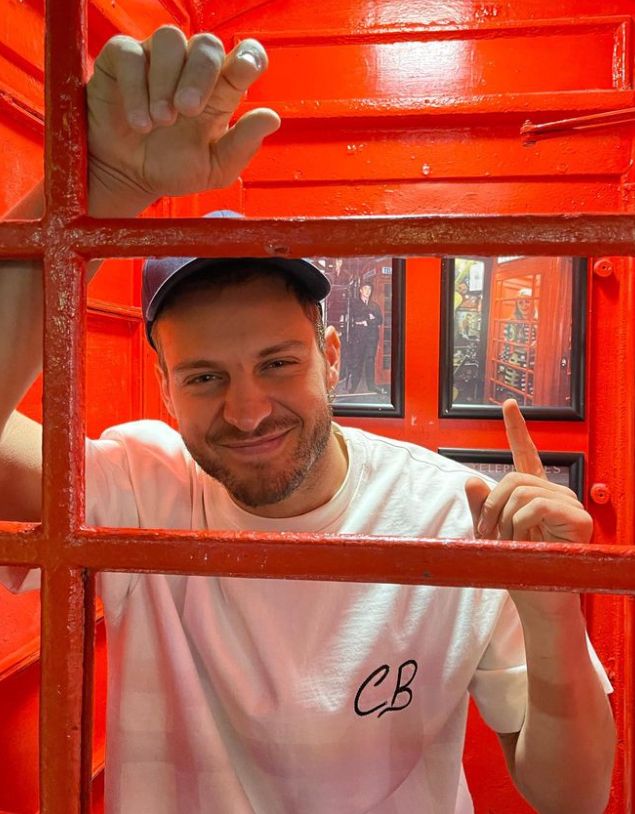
[440,256,586,419]
[438,449,584,500]
[311,256,404,416]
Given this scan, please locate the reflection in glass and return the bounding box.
[311,256,394,409]
[449,256,578,410]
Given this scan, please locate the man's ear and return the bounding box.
[324,325,341,391]
[154,362,177,419]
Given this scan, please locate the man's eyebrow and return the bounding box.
[171,341,307,374]
[172,359,220,374]
[256,340,307,358]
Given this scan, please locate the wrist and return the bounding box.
[88,161,158,218]
[512,592,586,650]
[511,590,583,627]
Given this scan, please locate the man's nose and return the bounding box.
[222,376,273,432]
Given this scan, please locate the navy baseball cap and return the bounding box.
[142,210,331,348]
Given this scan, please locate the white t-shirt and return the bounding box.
[1,421,611,814]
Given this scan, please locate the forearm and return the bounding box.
[0,175,156,432]
[0,182,46,431]
[512,596,615,814]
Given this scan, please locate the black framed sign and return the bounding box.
[438,448,585,501]
[439,256,587,420]
[311,256,405,417]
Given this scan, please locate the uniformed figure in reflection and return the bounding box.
[348,283,383,393]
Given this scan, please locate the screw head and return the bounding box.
[590,483,610,505]
[593,258,614,277]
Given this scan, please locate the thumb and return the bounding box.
[211,107,281,187]
[464,477,491,538]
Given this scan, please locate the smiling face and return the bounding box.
[154,275,346,517]
[516,296,532,318]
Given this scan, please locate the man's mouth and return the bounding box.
[216,428,294,457]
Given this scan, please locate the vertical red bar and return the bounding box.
[39,245,93,814]
[40,569,94,814]
[44,0,88,218]
[80,573,97,813]
[41,0,93,809]
[39,245,92,814]
[41,247,87,534]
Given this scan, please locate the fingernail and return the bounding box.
[237,45,264,71]
[176,88,202,111]
[129,111,151,130]
[150,100,173,123]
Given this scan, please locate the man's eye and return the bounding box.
[187,374,219,385]
[264,359,295,370]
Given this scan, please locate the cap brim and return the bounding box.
[144,256,330,346]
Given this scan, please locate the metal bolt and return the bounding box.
[592,258,614,277]
[590,483,610,505]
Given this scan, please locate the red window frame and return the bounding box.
[0,1,634,811]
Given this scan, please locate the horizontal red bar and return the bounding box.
[244,15,629,45]
[0,221,44,256]
[243,90,635,120]
[1,523,634,592]
[3,214,635,258]
[67,529,635,594]
[0,523,41,566]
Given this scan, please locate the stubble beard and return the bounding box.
[183,401,334,509]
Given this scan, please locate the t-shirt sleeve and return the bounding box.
[1,421,195,612]
[468,595,613,734]
[86,420,196,530]
[84,420,198,617]
[0,564,41,594]
[0,432,142,598]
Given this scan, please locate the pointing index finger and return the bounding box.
[502,398,547,480]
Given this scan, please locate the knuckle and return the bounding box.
[481,497,495,517]
[531,496,550,513]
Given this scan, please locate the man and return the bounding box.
[348,282,384,393]
[0,26,615,814]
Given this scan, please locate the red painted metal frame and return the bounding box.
[4,214,635,259]
[0,0,634,810]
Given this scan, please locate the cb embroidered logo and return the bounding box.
[354,659,418,718]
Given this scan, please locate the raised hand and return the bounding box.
[86,26,280,212]
[465,399,592,614]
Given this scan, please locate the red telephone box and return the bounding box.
[484,257,572,408]
[0,1,634,812]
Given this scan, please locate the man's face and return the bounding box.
[360,284,372,302]
[517,297,532,317]
[155,277,340,513]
